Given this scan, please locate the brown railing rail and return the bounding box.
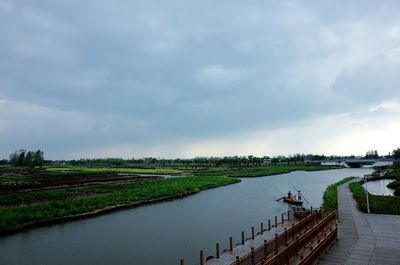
[261,211,337,265]
[229,210,324,265]
[180,209,337,265]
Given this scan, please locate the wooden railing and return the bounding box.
[261,211,337,265]
[229,210,324,265]
[180,209,337,265]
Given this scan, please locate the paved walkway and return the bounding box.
[318,179,400,265]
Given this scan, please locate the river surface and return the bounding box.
[0,168,372,265]
[363,179,395,196]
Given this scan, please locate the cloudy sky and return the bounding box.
[1,0,400,159]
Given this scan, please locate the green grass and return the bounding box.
[0,175,33,186]
[385,169,400,196]
[0,176,240,231]
[191,164,340,178]
[323,177,355,212]
[385,169,400,179]
[387,179,400,196]
[349,182,400,215]
[44,166,181,175]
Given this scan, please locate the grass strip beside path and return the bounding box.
[349,181,400,215]
[0,176,239,233]
[323,177,355,212]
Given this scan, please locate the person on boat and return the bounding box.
[287,191,292,199]
[297,191,302,201]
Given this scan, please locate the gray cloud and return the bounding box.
[1,0,400,158]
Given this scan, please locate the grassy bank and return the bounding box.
[322,177,355,212]
[349,182,400,215]
[387,180,400,196]
[0,176,239,233]
[191,164,341,178]
[386,168,400,196]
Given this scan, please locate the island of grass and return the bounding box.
[322,177,355,212]
[44,166,181,175]
[0,176,240,234]
[190,164,341,178]
[43,164,341,178]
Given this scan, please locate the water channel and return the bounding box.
[363,179,395,196]
[0,168,372,265]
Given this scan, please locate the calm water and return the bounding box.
[363,179,395,196]
[0,168,371,265]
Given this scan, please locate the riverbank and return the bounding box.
[322,176,355,212]
[0,176,240,235]
[190,164,341,178]
[386,168,400,195]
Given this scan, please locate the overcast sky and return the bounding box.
[1,0,400,159]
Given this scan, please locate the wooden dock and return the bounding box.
[318,179,400,265]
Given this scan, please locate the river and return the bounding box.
[0,168,372,265]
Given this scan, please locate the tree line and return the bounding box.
[3,147,399,168]
[9,149,44,167]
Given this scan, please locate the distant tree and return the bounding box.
[9,151,18,165]
[365,150,379,159]
[393,148,400,160]
[33,150,44,167]
[8,149,44,167]
[23,151,34,168]
[17,149,26,166]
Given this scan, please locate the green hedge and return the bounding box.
[323,177,355,212]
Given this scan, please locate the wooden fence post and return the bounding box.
[180,258,184,265]
[251,247,255,265]
[252,226,255,240]
[199,250,204,265]
[264,240,267,257]
[281,213,284,224]
[268,219,271,230]
[236,256,240,265]
[275,216,277,227]
[292,223,295,239]
[242,231,245,245]
[284,228,287,244]
[229,237,233,251]
[216,243,220,258]
[261,222,264,234]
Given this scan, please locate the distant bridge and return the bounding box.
[320,158,394,168]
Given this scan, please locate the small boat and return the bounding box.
[283,197,303,205]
